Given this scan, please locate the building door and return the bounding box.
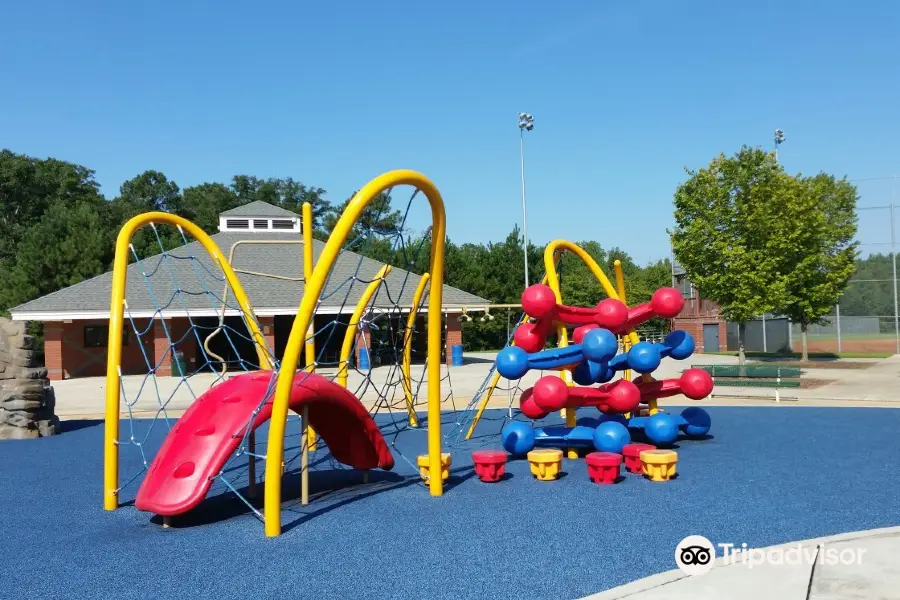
[702,324,720,352]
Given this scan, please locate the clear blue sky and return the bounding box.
[3,0,899,264]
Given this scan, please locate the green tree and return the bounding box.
[671,147,795,363]
[322,191,406,264]
[0,150,103,287]
[230,175,332,233]
[838,254,892,319]
[324,191,403,236]
[778,174,859,360]
[118,170,180,212]
[179,183,239,234]
[109,170,184,258]
[274,178,331,232]
[0,200,109,310]
[557,241,609,307]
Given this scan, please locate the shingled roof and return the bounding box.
[11,231,489,320]
[219,201,299,218]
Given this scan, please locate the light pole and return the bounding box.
[518,112,534,288]
[774,128,785,163]
[769,128,786,352]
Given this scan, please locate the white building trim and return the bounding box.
[10,305,473,322]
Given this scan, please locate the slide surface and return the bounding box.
[135,371,394,516]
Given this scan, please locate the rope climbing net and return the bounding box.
[103,171,456,535]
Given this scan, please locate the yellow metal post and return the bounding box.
[402,273,430,426]
[264,170,447,537]
[613,260,632,383]
[300,406,309,505]
[337,264,392,389]
[104,213,270,511]
[302,202,318,450]
[303,202,316,373]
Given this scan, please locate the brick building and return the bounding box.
[10,202,487,380]
[670,265,726,353]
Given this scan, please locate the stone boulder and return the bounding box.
[0,318,58,440]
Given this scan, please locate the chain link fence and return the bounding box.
[792,176,900,355]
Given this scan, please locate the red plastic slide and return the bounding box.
[135,371,394,516]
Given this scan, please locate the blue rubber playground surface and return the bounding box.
[3,406,900,600]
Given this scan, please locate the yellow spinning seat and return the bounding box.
[640,449,678,482]
[527,448,563,481]
[417,453,452,482]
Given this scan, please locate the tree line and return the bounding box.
[0,149,673,352]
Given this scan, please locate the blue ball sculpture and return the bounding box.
[572,359,604,386]
[664,330,695,360]
[644,412,679,446]
[592,421,631,453]
[595,363,616,383]
[501,421,536,455]
[681,407,711,437]
[597,412,627,426]
[627,342,662,373]
[581,328,619,363]
[496,346,529,380]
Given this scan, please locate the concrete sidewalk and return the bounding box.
[702,355,900,404]
[584,526,900,599]
[48,352,900,420]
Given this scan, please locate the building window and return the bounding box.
[253,219,269,229]
[676,275,694,299]
[226,219,250,229]
[84,325,128,348]
[272,219,295,229]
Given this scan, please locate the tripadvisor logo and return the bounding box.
[675,535,716,576]
[675,535,868,575]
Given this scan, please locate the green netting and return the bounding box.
[693,364,802,378]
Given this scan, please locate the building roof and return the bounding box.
[11,231,490,320]
[219,201,299,218]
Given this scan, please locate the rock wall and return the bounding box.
[0,318,58,439]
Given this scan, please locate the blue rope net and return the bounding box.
[114,188,460,525]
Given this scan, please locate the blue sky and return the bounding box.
[3,0,899,264]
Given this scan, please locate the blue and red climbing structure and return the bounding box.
[497,282,714,458]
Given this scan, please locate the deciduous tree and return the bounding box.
[778,173,858,360]
[671,147,795,363]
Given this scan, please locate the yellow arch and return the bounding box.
[543,240,645,455]
[402,273,431,427]
[337,264,392,388]
[543,240,641,347]
[104,212,271,511]
[264,169,447,536]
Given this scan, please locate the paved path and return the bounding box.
[699,355,900,404]
[584,526,900,599]
[49,353,900,420]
